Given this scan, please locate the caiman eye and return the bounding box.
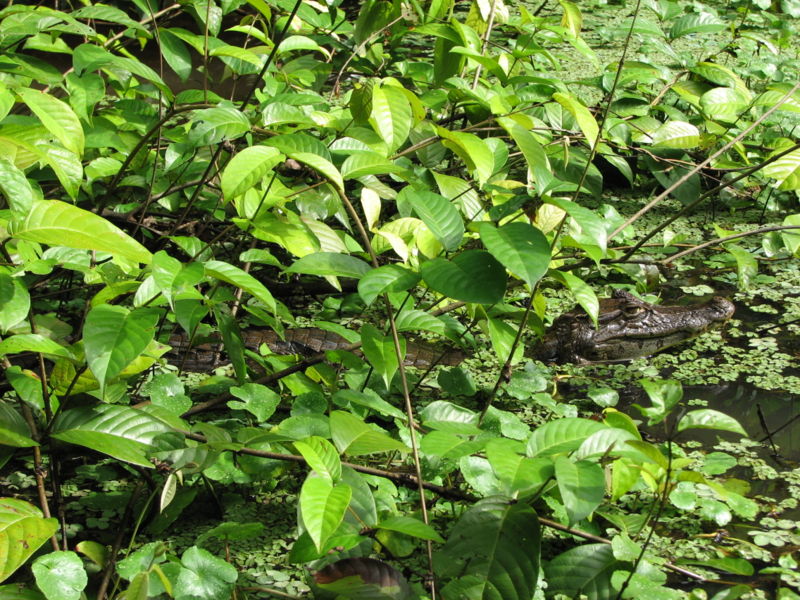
[624,306,645,317]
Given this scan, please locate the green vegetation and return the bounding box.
[0,0,799,598]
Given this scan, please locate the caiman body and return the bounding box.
[531,289,735,364]
[169,290,734,370]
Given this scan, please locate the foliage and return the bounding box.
[0,0,799,598]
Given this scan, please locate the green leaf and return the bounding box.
[299,476,352,552]
[486,441,554,498]
[545,544,619,599]
[358,264,421,306]
[0,403,36,448]
[83,305,158,390]
[51,405,176,467]
[376,516,444,542]
[724,244,757,290]
[550,271,600,327]
[360,323,404,388]
[700,87,749,124]
[669,12,726,38]
[763,148,800,189]
[220,146,283,201]
[0,158,34,213]
[496,117,555,193]
[31,551,87,600]
[782,214,800,256]
[228,383,280,422]
[369,83,412,154]
[546,197,607,257]
[399,187,464,251]
[677,409,747,436]
[341,152,408,180]
[285,253,372,280]
[330,411,409,456]
[18,89,84,157]
[204,259,276,313]
[651,121,700,149]
[159,29,192,81]
[437,128,495,185]
[10,200,153,264]
[0,498,59,584]
[421,250,507,304]
[553,92,599,146]
[527,418,607,457]
[0,273,30,334]
[478,222,551,287]
[434,497,540,600]
[175,546,238,600]
[634,379,683,426]
[266,134,343,192]
[555,456,605,525]
[188,106,250,146]
[0,334,75,362]
[295,436,342,483]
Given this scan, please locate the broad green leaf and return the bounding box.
[51,405,176,467]
[669,12,726,38]
[782,214,800,256]
[159,29,192,81]
[0,273,30,334]
[333,389,405,420]
[83,305,158,390]
[0,403,36,448]
[555,456,605,525]
[763,148,800,189]
[634,378,683,426]
[496,117,554,193]
[31,551,86,600]
[360,323,404,388]
[553,92,599,146]
[420,401,481,434]
[527,418,607,457]
[433,497,540,599]
[295,436,342,483]
[437,129,494,185]
[0,334,75,362]
[395,309,446,335]
[546,198,607,258]
[651,121,700,149]
[204,260,276,313]
[277,35,331,59]
[560,0,583,37]
[724,244,757,290]
[486,441,554,498]
[486,316,524,365]
[220,146,283,200]
[358,264,421,306]
[0,158,34,213]
[18,89,84,157]
[265,134,344,192]
[330,411,409,456]
[399,187,464,251]
[677,410,747,436]
[228,383,280,422]
[369,83,412,153]
[0,499,58,584]
[341,152,408,180]
[700,87,749,124]
[175,546,238,600]
[299,476,352,551]
[376,516,444,542]
[188,106,250,146]
[285,253,372,279]
[478,222,550,287]
[10,200,153,264]
[545,544,619,599]
[421,250,507,304]
[549,270,600,327]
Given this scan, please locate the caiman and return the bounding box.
[531,289,735,364]
[168,290,734,369]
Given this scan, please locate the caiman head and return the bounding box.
[532,289,735,364]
